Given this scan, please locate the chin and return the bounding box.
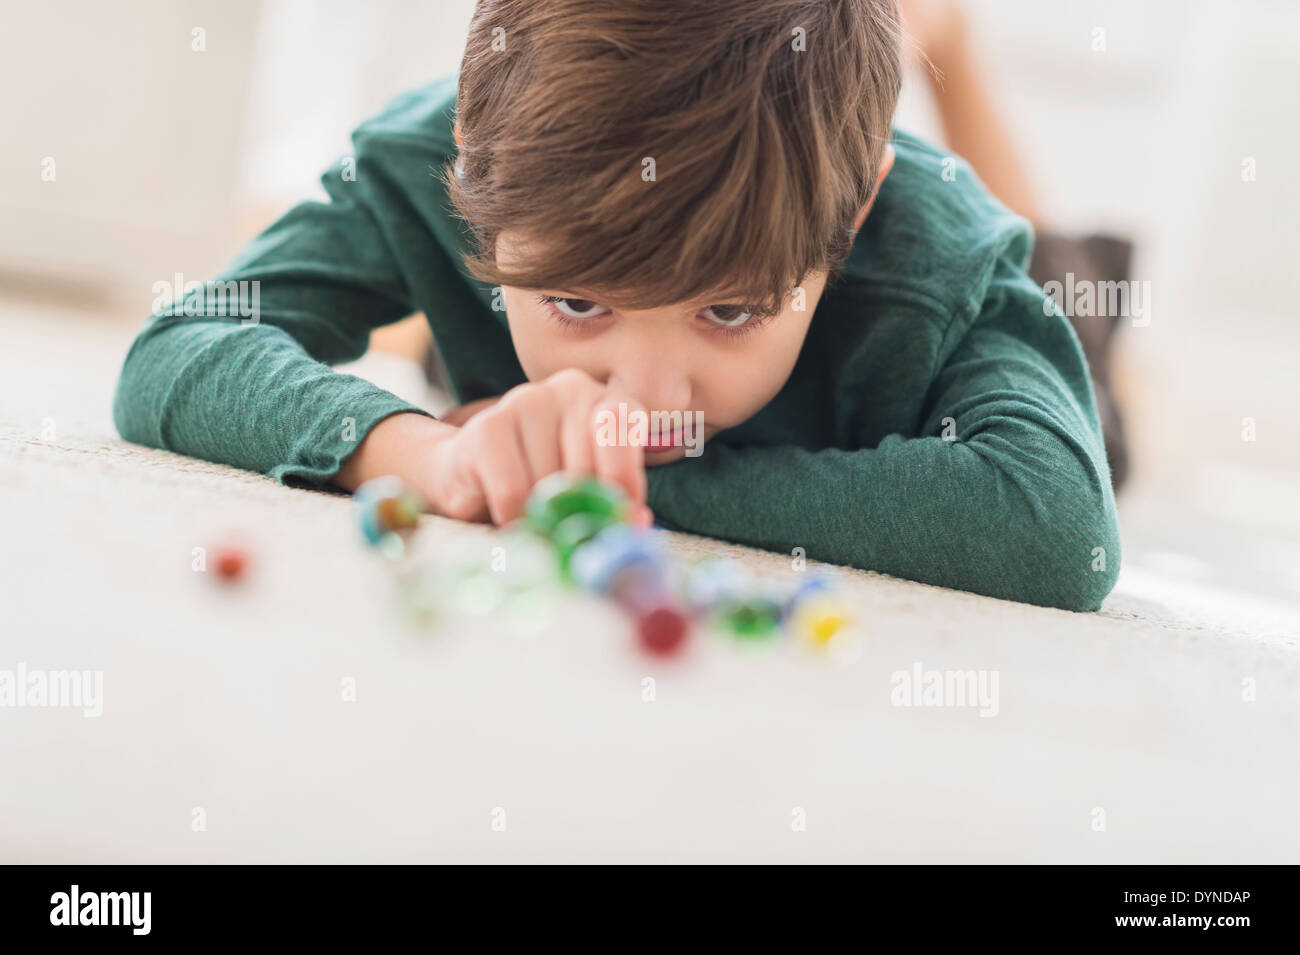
[643,447,685,466]
[642,422,713,466]
[647,442,716,466]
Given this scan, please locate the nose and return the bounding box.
[604,326,693,416]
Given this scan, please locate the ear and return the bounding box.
[851,143,895,235]
[454,120,464,149]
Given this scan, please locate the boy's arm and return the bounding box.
[113,158,441,488]
[645,264,1122,612]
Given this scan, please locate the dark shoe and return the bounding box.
[1028,232,1133,492]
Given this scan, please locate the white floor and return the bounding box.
[1,296,1297,862]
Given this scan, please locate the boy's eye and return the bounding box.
[707,304,774,330]
[702,304,762,327]
[538,294,776,337]
[544,296,610,319]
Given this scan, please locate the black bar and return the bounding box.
[0,865,1289,942]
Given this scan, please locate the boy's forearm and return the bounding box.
[332,412,457,493]
[645,437,1120,612]
[113,316,437,488]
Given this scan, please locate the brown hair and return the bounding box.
[440,0,903,315]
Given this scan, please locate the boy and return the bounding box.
[113,0,1120,611]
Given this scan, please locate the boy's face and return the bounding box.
[483,142,893,467]
[495,249,831,466]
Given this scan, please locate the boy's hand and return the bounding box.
[425,369,651,526]
[439,395,501,427]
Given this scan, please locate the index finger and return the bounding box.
[589,394,647,508]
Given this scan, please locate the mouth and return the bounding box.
[643,428,683,452]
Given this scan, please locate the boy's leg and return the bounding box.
[902,0,1130,490]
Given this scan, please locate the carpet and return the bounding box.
[2,296,1296,862]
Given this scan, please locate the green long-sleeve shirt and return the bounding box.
[113,73,1121,611]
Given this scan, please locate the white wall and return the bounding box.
[0,0,262,302]
[7,0,1295,338]
[236,0,477,206]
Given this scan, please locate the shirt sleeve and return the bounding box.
[112,150,437,488]
[645,261,1122,612]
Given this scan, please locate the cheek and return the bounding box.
[699,313,814,425]
[502,288,567,381]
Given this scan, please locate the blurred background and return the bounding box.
[2,0,1298,619]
